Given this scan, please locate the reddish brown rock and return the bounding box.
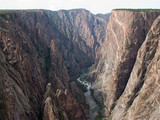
[55,89,87,120]
[89,10,160,114]
[43,83,68,120]
[0,9,107,120]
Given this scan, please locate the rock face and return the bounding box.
[96,13,111,21]
[1,8,160,120]
[112,15,160,120]
[0,9,108,120]
[89,9,160,117]
[48,9,108,77]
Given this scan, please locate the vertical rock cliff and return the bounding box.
[112,14,160,120]
[0,9,108,120]
[89,9,160,117]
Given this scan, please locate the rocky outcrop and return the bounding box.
[43,82,84,120]
[55,89,87,120]
[43,83,63,120]
[89,9,160,115]
[112,15,160,120]
[0,9,108,120]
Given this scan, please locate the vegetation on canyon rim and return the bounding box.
[114,9,160,12]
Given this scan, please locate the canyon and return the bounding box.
[0,9,109,120]
[0,8,160,120]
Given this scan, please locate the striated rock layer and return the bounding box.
[112,14,160,120]
[0,9,108,120]
[89,9,160,117]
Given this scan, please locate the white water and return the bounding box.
[77,73,99,120]
[77,75,91,89]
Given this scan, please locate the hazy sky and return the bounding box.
[0,0,160,14]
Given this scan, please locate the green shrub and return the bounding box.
[114,9,160,12]
[90,89,104,110]
[0,14,9,21]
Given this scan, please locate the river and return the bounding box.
[77,73,99,120]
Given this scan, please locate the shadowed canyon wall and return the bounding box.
[0,9,109,120]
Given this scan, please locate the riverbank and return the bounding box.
[77,73,99,120]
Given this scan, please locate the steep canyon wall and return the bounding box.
[0,9,109,120]
[89,9,160,119]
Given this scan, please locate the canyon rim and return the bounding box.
[0,8,160,120]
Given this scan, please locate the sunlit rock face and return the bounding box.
[112,15,160,120]
[89,9,160,116]
[0,9,109,120]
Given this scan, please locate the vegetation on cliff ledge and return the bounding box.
[114,9,160,12]
[0,9,45,14]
